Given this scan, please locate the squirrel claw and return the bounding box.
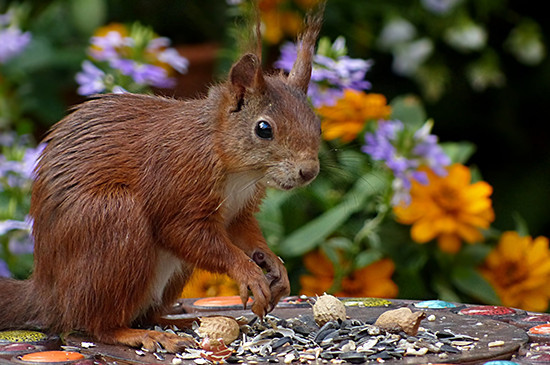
[239,284,250,309]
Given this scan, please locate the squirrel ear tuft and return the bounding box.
[287,1,325,93]
[229,53,265,101]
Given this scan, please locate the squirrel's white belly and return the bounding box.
[150,248,182,306]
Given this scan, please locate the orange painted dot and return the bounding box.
[193,296,253,307]
[20,351,85,362]
[529,324,550,335]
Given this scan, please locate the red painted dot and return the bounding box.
[20,351,85,362]
[524,314,550,323]
[459,305,515,316]
[0,343,36,352]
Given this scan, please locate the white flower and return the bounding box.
[444,22,487,53]
[378,18,417,50]
[392,38,434,76]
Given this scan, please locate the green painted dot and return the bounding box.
[0,330,48,343]
[342,298,392,307]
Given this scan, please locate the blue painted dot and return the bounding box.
[414,300,457,309]
[483,361,519,365]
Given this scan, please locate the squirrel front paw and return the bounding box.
[252,250,290,312]
[232,259,272,318]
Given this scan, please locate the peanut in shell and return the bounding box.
[197,316,240,345]
[374,307,426,336]
[312,293,347,326]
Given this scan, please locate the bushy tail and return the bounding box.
[0,278,41,330]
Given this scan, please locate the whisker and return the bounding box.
[316,142,387,203]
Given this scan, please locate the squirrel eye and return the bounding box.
[255,120,273,140]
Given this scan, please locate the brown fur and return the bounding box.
[0,2,324,353]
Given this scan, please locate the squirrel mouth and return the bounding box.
[263,178,297,191]
[280,183,295,191]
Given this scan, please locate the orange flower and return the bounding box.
[394,164,495,253]
[317,90,392,142]
[299,250,398,298]
[259,0,303,44]
[181,269,239,298]
[480,231,550,312]
[93,23,129,38]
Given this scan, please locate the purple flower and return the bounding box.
[110,58,175,88]
[274,42,297,71]
[89,31,133,61]
[0,217,33,255]
[0,219,31,235]
[0,11,12,26]
[22,143,45,179]
[157,48,188,74]
[0,142,44,189]
[275,39,372,107]
[420,0,461,15]
[362,120,450,206]
[133,63,174,88]
[147,36,171,51]
[9,233,34,255]
[0,27,31,63]
[412,121,451,175]
[0,259,10,278]
[76,60,107,96]
[80,24,188,94]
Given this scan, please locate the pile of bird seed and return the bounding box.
[156,313,479,364]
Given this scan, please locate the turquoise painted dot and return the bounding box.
[483,361,519,365]
[414,300,457,309]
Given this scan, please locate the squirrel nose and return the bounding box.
[299,163,319,183]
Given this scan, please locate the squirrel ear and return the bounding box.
[287,46,313,94]
[229,53,265,101]
[287,2,324,93]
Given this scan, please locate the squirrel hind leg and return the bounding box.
[97,327,198,353]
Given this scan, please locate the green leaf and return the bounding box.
[512,212,531,237]
[276,172,386,257]
[70,0,107,36]
[451,266,501,305]
[432,277,462,303]
[440,141,477,164]
[258,190,289,245]
[390,95,426,128]
[355,249,383,269]
[454,244,492,266]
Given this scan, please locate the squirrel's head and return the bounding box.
[214,5,323,191]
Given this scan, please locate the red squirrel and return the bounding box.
[0,2,324,354]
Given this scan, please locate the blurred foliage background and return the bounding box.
[2,0,550,311]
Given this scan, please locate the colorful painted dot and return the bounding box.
[0,343,37,353]
[193,296,252,308]
[524,314,550,323]
[342,298,392,307]
[20,351,85,363]
[0,330,47,343]
[414,300,457,309]
[529,323,550,335]
[482,361,520,365]
[459,305,515,316]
